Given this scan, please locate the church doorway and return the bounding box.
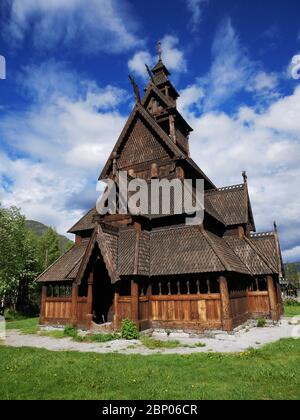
[92,258,114,324]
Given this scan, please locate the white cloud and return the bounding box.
[247,71,278,92]
[288,54,300,80]
[186,0,208,32]
[0,61,127,234]
[128,51,154,79]
[2,0,143,53]
[178,85,204,113]
[128,35,187,79]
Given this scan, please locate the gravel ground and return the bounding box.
[3,317,300,355]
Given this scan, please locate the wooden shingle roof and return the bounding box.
[37,240,89,283]
[68,207,97,234]
[205,184,255,229]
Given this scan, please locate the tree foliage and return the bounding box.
[0,204,71,312]
[285,263,299,288]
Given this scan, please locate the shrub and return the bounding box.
[257,318,267,328]
[121,319,139,340]
[284,298,300,307]
[63,325,78,339]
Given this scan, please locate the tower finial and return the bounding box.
[273,221,278,233]
[157,41,162,62]
[242,171,248,184]
[145,64,154,83]
[128,75,141,104]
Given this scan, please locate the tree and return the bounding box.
[38,227,61,271]
[0,205,40,310]
[285,263,299,288]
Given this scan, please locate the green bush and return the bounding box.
[63,325,78,339]
[284,298,300,307]
[121,319,139,340]
[257,318,267,328]
[4,309,27,321]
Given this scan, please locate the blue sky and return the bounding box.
[0,0,300,262]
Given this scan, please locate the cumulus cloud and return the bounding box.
[2,0,143,53]
[182,18,280,112]
[0,61,127,234]
[128,35,187,79]
[186,0,208,32]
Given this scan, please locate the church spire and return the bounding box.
[157,41,162,62]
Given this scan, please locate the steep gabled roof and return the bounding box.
[68,207,97,234]
[75,225,119,284]
[205,183,255,229]
[37,240,89,283]
[225,235,277,275]
[250,232,283,275]
[99,103,185,180]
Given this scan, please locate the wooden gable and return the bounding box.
[99,104,183,179]
[118,115,171,169]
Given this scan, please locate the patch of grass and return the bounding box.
[284,304,300,318]
[40,330,65,339]
[5,318,39,335]
[0,339,299,400]
[141,336,181,349]
[88,333,120,343]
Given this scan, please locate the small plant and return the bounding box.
[194,342,206,348]
[63,325,78,338]
[256,318,267,328]
[121,319,139,340]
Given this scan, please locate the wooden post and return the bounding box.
[40,285,47,324]
[267,275,279,321]
[71,283,78,326]
[276,282,284,316]
[113,286,119,330]
[219,276,233,331]
[86,272,94,329]
[131,279,139,328]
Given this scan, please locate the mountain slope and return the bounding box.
[25,220,73,252]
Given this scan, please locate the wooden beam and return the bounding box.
[219,276,233,331]
[113,285,120,330]
[39,285,47,324]
[71,284,78,326]
[267,275,279,321]
[131,280,139,327]
[86,272,94,329]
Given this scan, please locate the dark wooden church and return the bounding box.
[38,48,284,332]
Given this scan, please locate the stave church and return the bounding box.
[38,46,284,332]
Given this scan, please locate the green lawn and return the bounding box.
[5,317,39,334]
[0,339,299,400]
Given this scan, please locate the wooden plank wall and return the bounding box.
[247,291,270,316]
[77,297,88,327]
[44,298,72,323]
[148,294,222,330]
[229,291,248,326]
[118,297,132,321]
